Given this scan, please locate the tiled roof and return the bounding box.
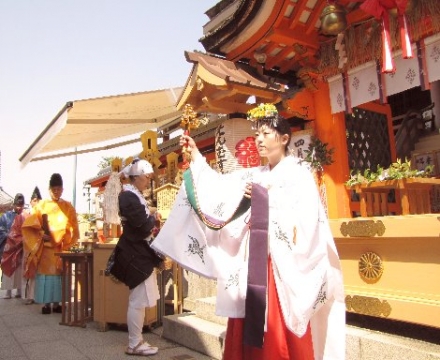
[177,51,284,112]
[185,51,284,92]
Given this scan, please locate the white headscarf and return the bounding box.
[119,159,153,217]
[120,159,153,178]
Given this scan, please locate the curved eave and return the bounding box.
[226,1,323,68]
[199,0,351,76]
[177,51,284,113]
[200,0,263,55]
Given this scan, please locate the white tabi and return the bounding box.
[152,154,345,360]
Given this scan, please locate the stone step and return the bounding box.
[162,312,226,360]
[162,311,440,360]
[193,296,227,326]
[347,325,440,359]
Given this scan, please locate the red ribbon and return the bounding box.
[360,0,412,73]
[181,129,190,170]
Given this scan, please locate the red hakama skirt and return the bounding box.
[222,257,314,360]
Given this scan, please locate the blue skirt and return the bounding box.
[34,274,62,304]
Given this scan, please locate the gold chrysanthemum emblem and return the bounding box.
[358,252,383,284]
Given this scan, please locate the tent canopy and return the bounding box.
[20,87,183,165]
[0,186,14,212]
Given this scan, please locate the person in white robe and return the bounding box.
[152,106,345,359]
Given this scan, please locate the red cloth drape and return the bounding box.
[0,213,27,277]
[360,0,412,73]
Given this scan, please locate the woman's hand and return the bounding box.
[244,182,252,199]
[180,134,201,161]
[179,134,196,150]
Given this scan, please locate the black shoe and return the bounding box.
[52,305,62,313]
[42,305,51,314]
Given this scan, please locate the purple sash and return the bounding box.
[243,183,269,348]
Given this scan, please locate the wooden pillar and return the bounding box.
[430,80,440,130]
[312,82,351,218]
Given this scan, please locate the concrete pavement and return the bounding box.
[3,286,440,360]
[0,289,214,360]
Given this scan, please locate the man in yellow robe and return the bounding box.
[22,173,79,314]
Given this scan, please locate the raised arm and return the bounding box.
[180,134,202,163]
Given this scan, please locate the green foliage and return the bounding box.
[303,136,335,172]
[345,166,381,186]
[98,156,116,170]
[345,158,435,186]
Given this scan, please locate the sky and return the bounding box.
[0,0,218,213]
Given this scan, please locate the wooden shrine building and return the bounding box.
[169,0,440,331]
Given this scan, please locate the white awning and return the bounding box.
[0,186,14,208]
[19,87,183,165]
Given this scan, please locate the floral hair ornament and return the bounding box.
[246,103,278,122]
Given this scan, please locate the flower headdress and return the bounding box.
[246,103,278,122]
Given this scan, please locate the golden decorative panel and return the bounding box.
[166,152,179,184]
[111,158,123,173]
[140,130,161,168]
[340,220,385,237]
[345,295,391,317]
[359,252,384,284]
[154,183,180,220]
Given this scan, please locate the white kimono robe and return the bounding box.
[152,154,345,360]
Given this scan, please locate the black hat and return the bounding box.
[31,186,42,200]
[13,193,25,206]
[49,173,63,187]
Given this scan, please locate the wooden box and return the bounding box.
[93,243,157,331]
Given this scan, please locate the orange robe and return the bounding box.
[22,198,79,276]
[22,214,43,279]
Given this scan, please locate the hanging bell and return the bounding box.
[320,3,347,36]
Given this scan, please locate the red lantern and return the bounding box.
[215,117,259,174]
